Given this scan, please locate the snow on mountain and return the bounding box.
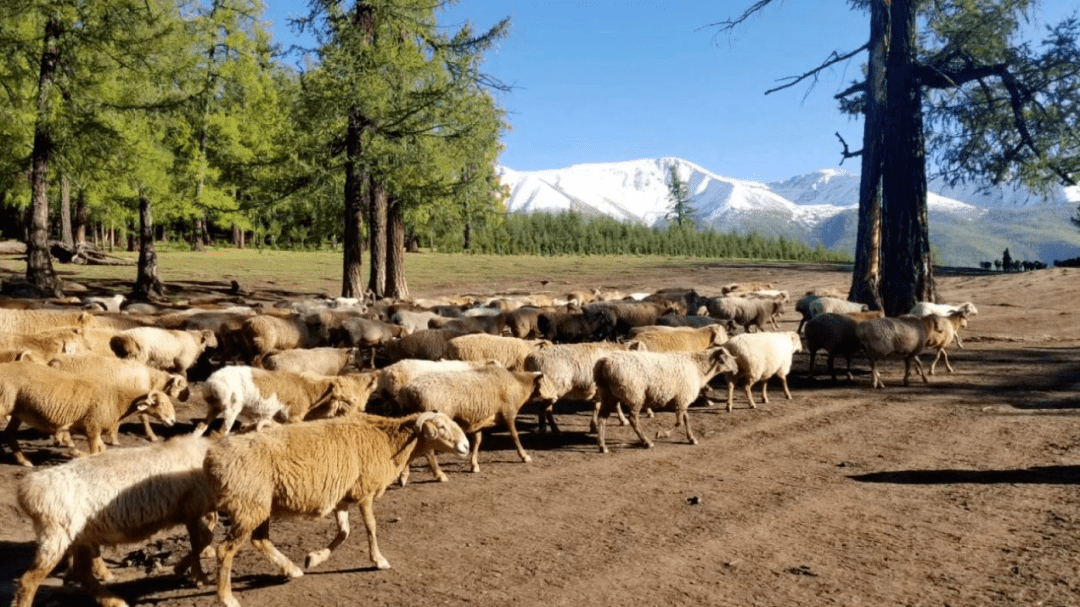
[497,157,1080,266]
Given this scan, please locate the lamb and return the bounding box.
[804,313,865,382]
[807,296,870,319]
[47,352,190,443]
[205,411,469,607]
[12,435,217,607]
[239,312,331,361]
[195,366,379,436]
[705,296,783,332]
[909,301,978,320]
[261,346,359,376]
[593,347,738,453]
[627,324,729,352]
[380,328,466,364]
[391,308,444,333]
[855,314,946,388]
[0,361,176,466]
[523,341,639,435]
[445,333,551,371]
[109,327,219,378]
[721,331,803,412]
[396,366,545,479]
[925,311,969,375]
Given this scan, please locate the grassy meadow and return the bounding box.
[0,242,838,299]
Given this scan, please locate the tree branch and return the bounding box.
[698,1,777,42]
[835,132,862,165]
[764,43,870,96]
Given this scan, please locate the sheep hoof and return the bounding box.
[148,435,160,442]
[521,454,532,463]
[655,430,671,439]
[305,550,330,570]
[284,564,304,579]
[375,558,391,570]
[436,474,449,482]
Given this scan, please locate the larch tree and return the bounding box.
[710,0,1079,315]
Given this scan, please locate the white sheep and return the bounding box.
[47,352,190,443]
[396,366,545,480]
[807,296,870,319]
[390,308,443,333]
[0,361,176,466]
[721,331,803,412]
[12,435,216,607]
[377,358,500,402]
[195,366,379,436]
[523,341,640,434]
[81,293,126,313]
[445,333,551,371]
[856,315,945,388]
[206,411,469,607]
[593,347,738,453]
[721,281,774,295]
[908,301,978,318]
[109,327,219,378]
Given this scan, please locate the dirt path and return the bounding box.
[2,264,1080,607]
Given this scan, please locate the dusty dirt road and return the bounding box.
[2,261,1080,607]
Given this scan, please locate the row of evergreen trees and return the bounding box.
[433,211,850,261]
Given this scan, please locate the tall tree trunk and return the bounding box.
[25,15,63,297]
[342,108,370,298]
[73,188,87,246]
[59,174,73,248]
[133,192,165,300]
[385,195,409,299]
[367,176,387,298]
[463,221,471,251]
[880,0,935,316]
[850,0,888,310]
[191,216,205,251]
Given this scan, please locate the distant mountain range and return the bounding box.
[497,157,1080,267]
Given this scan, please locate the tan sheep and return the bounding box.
[205,411,469,607]
[13,435,216,607]
[239,312,330,361]
[48,352,190,443]
[0,329,85,359]
[195,366,379,436]
[925,311,969,375]
[0,361,176,466]
[445,333,551,371]
[856,315,945,388]
[261,346,359,376]
[396,366,545,480]
[626,324,729,352]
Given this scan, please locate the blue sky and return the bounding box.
[261,1,1076,183]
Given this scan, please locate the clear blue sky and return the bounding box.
[261,1,1075,183]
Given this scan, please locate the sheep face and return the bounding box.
[416,412,469,458]
[708,348,739,377]
[135,391,177,427]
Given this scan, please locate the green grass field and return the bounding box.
[0,243,815,298]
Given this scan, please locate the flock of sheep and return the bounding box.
[0,281,977,607]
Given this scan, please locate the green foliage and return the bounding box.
[454,211,851,261]
[665,165,695,228]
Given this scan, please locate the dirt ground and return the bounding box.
[3,261,1080,607]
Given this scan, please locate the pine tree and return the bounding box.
[665,164,694,228]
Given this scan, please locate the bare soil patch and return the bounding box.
[2,262,1080,607]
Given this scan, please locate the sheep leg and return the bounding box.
[358,495,391,569]
[190,404,221,437]
[13,531,67,607]
[4,416,32,467]
[615,403,631,426]
[595,395,617,453]
[91,554,115,582]
[659,408,698,445]
[869,359,883,389]
[467,431,483,473]
[625,409,654,449]
[913,356,928,383]
[845,355,854,381]
[744,381,758,409]
[425,449,448,482]
[502,413,532,464]
[175,512,216,586]
[250,519,304,579]
[760,380,770,405]
[306,504,350,570]
[216,524,252,607]
[63,544,128,607]
[726,379,736,413]
[807,350,817,379]
[780,373,793,400]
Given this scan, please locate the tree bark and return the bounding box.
[25,15,63,297]
[385,195,409,299]
[342,107,370,298]
[133,192,165,300]
[880,0,935,316]
[367,175,387,299]
[60,174,73,248]
[73,188,87,246]
[849,0,887,310]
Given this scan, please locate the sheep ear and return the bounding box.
[415,412,440,440]
[134,396,152,412]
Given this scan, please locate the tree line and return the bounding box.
[1,0,509,300]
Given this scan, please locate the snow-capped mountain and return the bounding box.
[497,157,1080,267]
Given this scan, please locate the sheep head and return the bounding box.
[415,412,469,458]
[135,390,176,427]
[164,374,190,401]
[708,347,739,377]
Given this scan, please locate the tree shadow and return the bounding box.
[850,465,1080,485]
